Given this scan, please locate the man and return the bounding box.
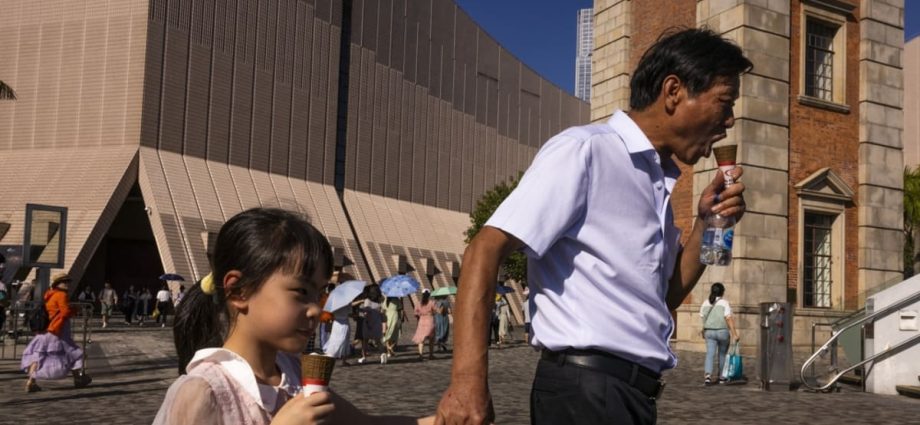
[435,28,752,425]
[99,282,117,329]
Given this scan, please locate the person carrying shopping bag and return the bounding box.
[699,282,739,385]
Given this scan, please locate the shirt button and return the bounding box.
[655,183,662,190]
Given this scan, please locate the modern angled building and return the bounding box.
[575,8,593,102]
[0,0,588,324]
[592,0,905,353]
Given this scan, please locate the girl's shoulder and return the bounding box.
[154,374,220,425]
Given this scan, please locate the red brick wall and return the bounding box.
[788,0,861,310]
[629,1,696,314]
[629,0,698,245]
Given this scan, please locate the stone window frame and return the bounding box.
[795,168,854,311]
[797,1,852,113]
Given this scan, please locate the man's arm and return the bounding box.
[667,167,746,311]
[434,226,522,425]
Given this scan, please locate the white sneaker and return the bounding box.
[357,357,366,364]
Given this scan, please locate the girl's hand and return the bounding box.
[272,392,336,425]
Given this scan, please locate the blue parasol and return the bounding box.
[380,275,421,298]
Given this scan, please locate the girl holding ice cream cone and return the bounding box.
[154,208,433,425]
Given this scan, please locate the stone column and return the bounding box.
[675,0,793,353]
[591,0,632,121]
[857,0,904,298]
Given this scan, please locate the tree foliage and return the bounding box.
[465,173,527,284]
[904,166,920,278]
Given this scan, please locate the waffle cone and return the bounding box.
[713,145,737,166]
[300,353,335,387]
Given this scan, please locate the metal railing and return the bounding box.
[801,290,920,392]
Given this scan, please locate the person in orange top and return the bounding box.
[20,273,92,393]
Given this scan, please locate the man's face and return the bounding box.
[668,75,740,165]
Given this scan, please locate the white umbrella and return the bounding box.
[323,280,366,312]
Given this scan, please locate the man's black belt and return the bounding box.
[541,349,666,400]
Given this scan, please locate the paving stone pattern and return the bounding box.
[1,321,918,424]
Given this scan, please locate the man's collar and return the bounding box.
[609,110,656,154]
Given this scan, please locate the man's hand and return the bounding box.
[434,377,495,425]
[698,167,746,221]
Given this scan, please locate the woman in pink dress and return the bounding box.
[412,289,436,360]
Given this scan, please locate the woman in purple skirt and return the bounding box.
[21,273,92,393]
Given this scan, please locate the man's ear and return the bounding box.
[662,74,683,114]
[224,270,247,312]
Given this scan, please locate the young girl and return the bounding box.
[154,208,432,424]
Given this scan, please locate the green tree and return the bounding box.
[465,173,527,284]
[903,166,920,278]
[0,81,16,100]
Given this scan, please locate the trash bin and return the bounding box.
[759,302,794,391]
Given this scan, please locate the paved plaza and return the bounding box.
[1,322,918,424]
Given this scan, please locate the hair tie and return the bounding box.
[201,273,215,295]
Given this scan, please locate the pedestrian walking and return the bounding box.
[173,286,185,307]
[357,284,383,364]
[412,289,436,360]
[122,285,137,324]
[496,295,511,348]
[77,286,96,304]
[700,282,740,385]
[434,295,451,352]
[155,208,433,424]
[436,28,751,425]
[383,296,404,359]
[522,290,531,344]
[0,279,8,338]
[324,304,353,366]
[98,282,118,329]
[21,273,92,392]
[318,283,336,350]
[155,284,173,327]
[137,287,152,325]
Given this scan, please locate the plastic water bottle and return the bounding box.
[700,212,735,265]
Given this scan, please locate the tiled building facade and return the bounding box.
[0,0,588,323]
[592,0,905,353]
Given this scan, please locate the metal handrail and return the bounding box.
[801,290,920,391]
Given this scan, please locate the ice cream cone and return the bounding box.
[300,353,335,396]
[713,145,737,185]
[713,145,736,165]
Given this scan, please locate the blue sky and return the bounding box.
[456,0,920,96]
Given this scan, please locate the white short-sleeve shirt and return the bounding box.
[486,110,682,373]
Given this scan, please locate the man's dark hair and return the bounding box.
[629,27,753,111]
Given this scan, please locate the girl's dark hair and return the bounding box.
[366,284,382,303]
[421,290,431,305]
[709,282,725,305]
[629,27,753,111]
[173,208,333,374]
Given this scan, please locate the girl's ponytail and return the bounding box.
[708,282,725,306]
[173,280,225,374]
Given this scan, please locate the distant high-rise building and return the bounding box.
[575,8,593,102]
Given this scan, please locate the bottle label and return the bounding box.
[723,229,734,250]
[702,229,715,245]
